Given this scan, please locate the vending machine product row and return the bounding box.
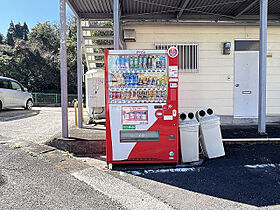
[105,49,179,164]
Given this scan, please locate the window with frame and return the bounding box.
[0,79,10,89]
[11,81,23,91]
[155,43,199,73]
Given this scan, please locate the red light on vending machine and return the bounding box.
[105,49,179,164]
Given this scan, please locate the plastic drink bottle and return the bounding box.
[134,56,138,68]
[156,55,161,68]
[152,77,156,86]
[125,56,129,69]
[138,55,143,68]
[120,56,124,69]
[143,55,148,69]
[152,56,156,69]
[129,56,134,68]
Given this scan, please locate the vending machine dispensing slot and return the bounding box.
[105,48,179,164]
[120,130,160,142]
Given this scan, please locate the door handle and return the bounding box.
[235,84,240,87]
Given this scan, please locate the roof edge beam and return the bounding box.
[79,13,113,20]
[66,0,79,17]
[234,0,258,18]
[177,0,191,20]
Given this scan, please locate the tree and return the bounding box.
[6,21,15,46]
[28,22,60,53]
[22,22,29,41]
[6,33,14,46]
[0,33,3,44]
[14,22,23,39]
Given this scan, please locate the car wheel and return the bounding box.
[25,99,33,110]
[0,101,2,111]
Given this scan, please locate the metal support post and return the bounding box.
[60,0,68,137]
[77,17,83,128]
[114,0,120,49]
[258,0,268,134]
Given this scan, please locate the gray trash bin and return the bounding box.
[196,108,225,159]
[179,112,199,163]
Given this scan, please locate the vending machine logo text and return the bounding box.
[168,47,178,58]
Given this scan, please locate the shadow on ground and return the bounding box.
[119,143,280,207]
[221,124,280,138]
[0,109,40,122]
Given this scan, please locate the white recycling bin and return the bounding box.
[196,108,225,159]
[179,112,200,163]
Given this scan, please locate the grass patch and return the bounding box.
[10,145,22,149]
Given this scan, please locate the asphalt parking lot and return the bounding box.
[1,108,280,209]
[0,107,75,144]
[108,143,280,209]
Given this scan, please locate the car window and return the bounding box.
[11,81,23,91]
[0,79,10,89]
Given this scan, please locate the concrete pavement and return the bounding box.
[1,108,280,210]
[0,144,124,210]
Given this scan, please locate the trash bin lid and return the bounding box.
[198,115,219,122]
[179,119,199,127]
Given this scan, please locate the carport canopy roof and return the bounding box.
[67,0,280,22]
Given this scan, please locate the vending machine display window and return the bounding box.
[108,54,169,104]
[122,106,148,125]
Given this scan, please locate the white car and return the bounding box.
[0,76,33,111]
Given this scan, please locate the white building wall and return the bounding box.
[124,25,280,116]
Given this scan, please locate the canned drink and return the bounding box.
[152,77,156,86]
[142,112,147,120]
[147,77,151,87]
[161,91,165,99]
[153,90,157,99]
[117,91,121,99]
[130,112,135,120]
[156,78,161,87]
[125,112,130,120]
[156,91,161,100]
[128,73,133,87]
[136,112,141,120]
[112,92,116,99]
[161,77,166,86]
[132,91,137,99]
[128,91,132,99]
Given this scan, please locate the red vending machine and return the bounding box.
[105,48,179,164]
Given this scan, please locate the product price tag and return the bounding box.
[169,66,178,78]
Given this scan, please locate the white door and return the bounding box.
[10,81,26,107]
[234,51,259,117]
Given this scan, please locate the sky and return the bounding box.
[0,0,72,35]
